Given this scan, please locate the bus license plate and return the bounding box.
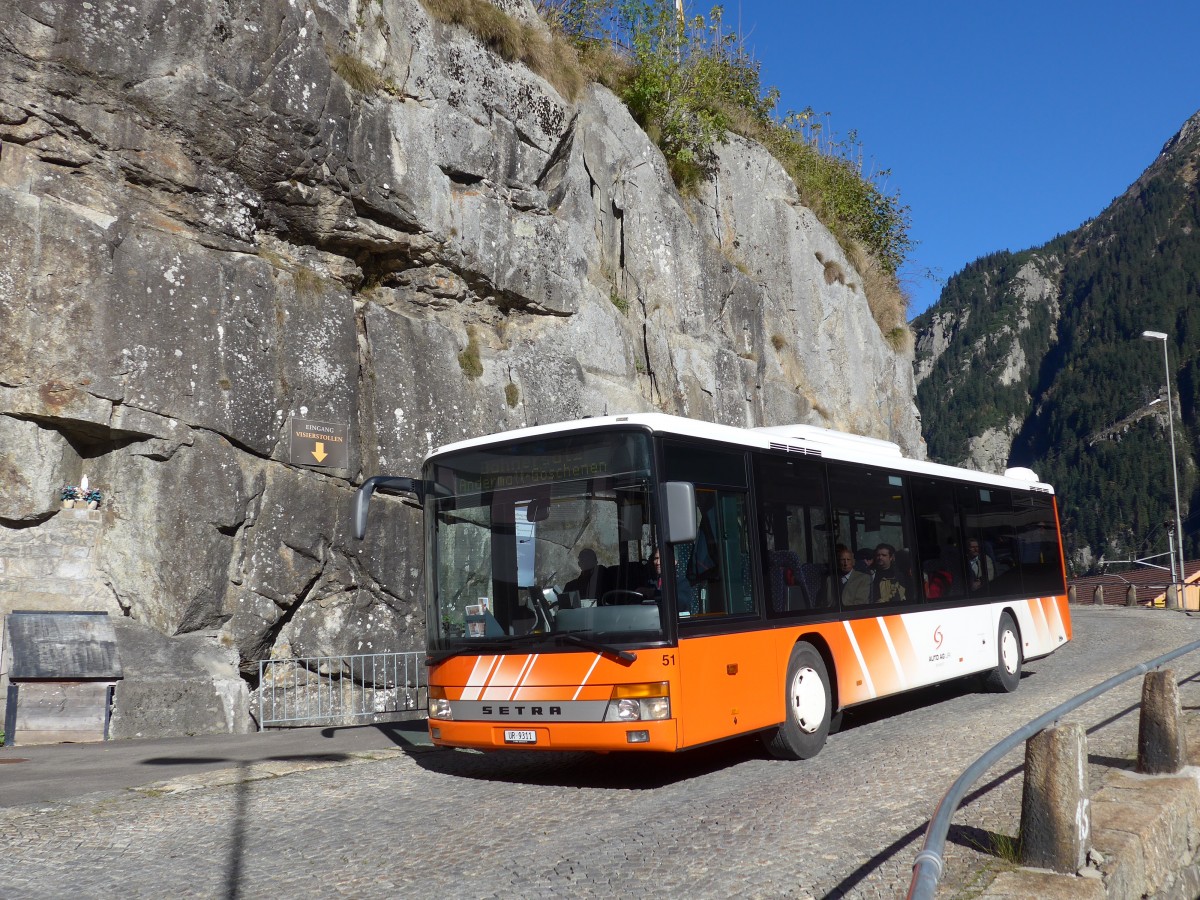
[504,729,537,745]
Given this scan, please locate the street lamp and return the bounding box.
[1141,330,1186,589]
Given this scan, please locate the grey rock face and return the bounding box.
[963,416,1023,475]
[913,308,968,386]
[107,619,253,738]
[0,0,921,735]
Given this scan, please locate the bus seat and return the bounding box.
[768,550,804,611]
[795,562,826,609]
[510,603,537,635]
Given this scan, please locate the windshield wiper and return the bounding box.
[426,640,529,665]
[554,632,637,664]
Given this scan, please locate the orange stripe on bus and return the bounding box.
[1026,597,1050,646]
[885,615,920,680]
[506,654,538,700]
[572,654,602,700]
[462,656,500,700]
[1042,595,1067,643]
[820,623,872,706]
[1055,594,1072,641]
[851,618,902,697]
[492,654,534,686]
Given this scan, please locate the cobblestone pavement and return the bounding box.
[2,607,1200,899]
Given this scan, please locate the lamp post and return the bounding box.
[1141,330,1186,589]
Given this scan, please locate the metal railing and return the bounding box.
[257,651,427,730]
[906,636,1200,900]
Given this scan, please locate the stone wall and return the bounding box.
[0,509,249,737]
[0,0,923,734]
[975,710,1200,899]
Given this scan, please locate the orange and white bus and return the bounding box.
[354,413,1070,759]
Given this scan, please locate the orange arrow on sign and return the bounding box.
[312,442,328,463]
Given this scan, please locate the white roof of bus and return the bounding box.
[426,413,1055,494]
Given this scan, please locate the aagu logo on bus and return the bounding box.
[928,625,948,663]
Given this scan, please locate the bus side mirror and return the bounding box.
[663,481,697,544]
[353,476,424,540]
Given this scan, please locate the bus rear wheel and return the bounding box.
[985,612,1022,693]
[763,642,831,760]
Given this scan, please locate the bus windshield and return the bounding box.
[428,430,665,649]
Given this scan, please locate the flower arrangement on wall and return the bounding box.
[59,481,103,509]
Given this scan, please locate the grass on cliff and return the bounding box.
[413,0,911,339]
[331,51,386,93]
[420,0,587,100]
[458,328,484,378]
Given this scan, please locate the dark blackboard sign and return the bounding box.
[6,611,122,680]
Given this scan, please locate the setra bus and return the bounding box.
[354,413,1070,759]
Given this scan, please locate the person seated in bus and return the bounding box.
[854,546,874,574]
[636,550,663,601]
[925,541,963,599]
[831,544,871,606]
[869,543,912,604]
[922,555,953,599]
[563,549,603,603]
[966,538,995,592]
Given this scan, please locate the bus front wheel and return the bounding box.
[985,612,1022,693]
[762,642,831,760]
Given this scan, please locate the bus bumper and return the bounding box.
[428,718,679,752]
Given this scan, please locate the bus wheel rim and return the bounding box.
[1001,629,1019,674]
[790,666,825,734]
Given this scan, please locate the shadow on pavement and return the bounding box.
[409,732,769,789]
[142,752,355,766]
[821,762,1024,897]
[226,761,250,900]
[317,719,432,751]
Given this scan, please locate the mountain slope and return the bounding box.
[914,110,1200,572]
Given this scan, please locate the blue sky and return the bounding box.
[728,0,1200,318]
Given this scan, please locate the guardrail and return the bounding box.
[257,651,427,730]
[906,636,1200,900]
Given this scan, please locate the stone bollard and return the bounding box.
[1068,585,1076,604]
[1126,584,1138,607]
[1167,584,1180,609]
[1137,668,1186,774]
[1093,585,1104,605]
[1020,723,1089,873]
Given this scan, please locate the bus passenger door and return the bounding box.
[674,489,776,747]
[676,630,778,748]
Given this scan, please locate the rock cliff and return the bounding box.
[0,0,921,733]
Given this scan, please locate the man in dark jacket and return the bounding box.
[870,543,912,604]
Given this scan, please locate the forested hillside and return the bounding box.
[914,111,1200,573]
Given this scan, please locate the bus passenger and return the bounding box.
[638,550,663,600]
[870,543,912,604]
[966,539,994,592]
[834,544,871,606]
[564,549,602,602]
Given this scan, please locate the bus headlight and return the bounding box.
[641,696,670,720]
[429,686,453,720]
[603,683,670,722]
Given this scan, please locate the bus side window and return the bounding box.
[958,484,1020,597]
[663,443,755,619]
[1014,493,1067,596]
[753,455,833,616]
[678,488,753,616]
[910,478,965,601]
[828,464,918,607]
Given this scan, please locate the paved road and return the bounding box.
[3,606,1200,899]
